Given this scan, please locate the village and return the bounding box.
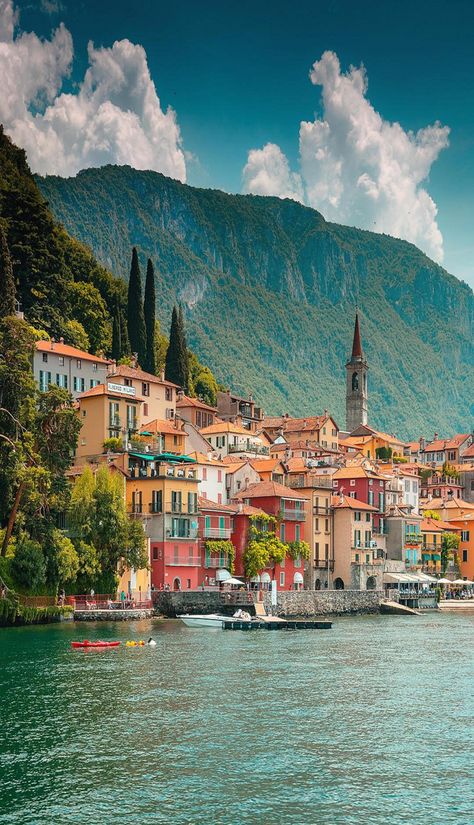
[32,313,474,610]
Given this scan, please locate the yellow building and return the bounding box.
[342,424,406,461]
[107,364,179,423]
[420,517,453,573]
[287,463,334,589]
[76,382,144,459]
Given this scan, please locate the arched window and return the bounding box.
[352,372,359,391]
[366,576,377,590]
[334,577,345,590]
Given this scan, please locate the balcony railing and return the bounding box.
[280,508,306,521]
[129,465,196,480]
[203,527,232,539]
[109,416,121,428]
[164,554,201,567]
[227,444,269,455]
[314,559,334,571]
[205,556,230,568]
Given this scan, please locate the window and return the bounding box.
[142,382,150,397]
[202,467,207,481]
[39,370,51,392]
[315,518,319,532]
[366,512,371,522]
[354,530,361,547]
[352,371,359,391]
[366,554,370,564]
[76,359,82,369]
[188,492,198,514]
[58,356,64,366]
[152,547,158,560]
[462,550,468,562]
[461,531,470,542]
[73,376,78,392]
[369,479,373,486]
[217,493,222,504]
[368,491,374,506]
[42,352,48,363]
[217,470,222,483]
[350,479,356,486]
[379,493,385,512]
[92,363,98,372]
[350,492,356,499]
[295,524,300,542]
[171,491,182,513]
[151,490,162,514]
[354,511,361,521]
[325,518,329,533]
[56,374,68,389]
[165,387,172,401]
[279,572,285,587]
[143,403,148,417]
[365,530,371,548]
[90,379,99,389]
[325,543,329,559]
[280,523,285,542]
[126,405,137,431]
[355,553,359,562]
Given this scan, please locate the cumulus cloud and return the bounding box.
[242,142,304,203]
[243,50,449,262]
[0,0,186,179]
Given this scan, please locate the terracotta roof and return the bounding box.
[176,395,217,412]
[423,434,471,452]
[462,444,474,458]
[420,497,474,512]
[188,451,227,467]
[235,504,270,517]
[78,383,144,402]
[198,496,236,513]
[351,312,363,358]
[107,364,179,388]
[334,466,384,481]
[249,458,283,474]
[200,421,261,436]
[36,340,112,365]
[421,518,448,532]
[234,480,309,501]
[221,461,248,475]
[141,418,185,436]
[331,494,377,511]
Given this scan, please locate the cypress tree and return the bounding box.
[165,305,181,386]
[127,247,147,367]
[119,306,130,358]
[111,305,121,362]
[178,304,189,392]
[0,223,16,318]
[143,258,156,374]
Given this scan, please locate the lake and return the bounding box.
[0,613,473,824]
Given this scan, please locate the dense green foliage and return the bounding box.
[37,164,474,437]
[165,305,188,389]
[441,532,460,573]
[144,258,157,374]
[127,247,147,366]
[0,126,126,347]
[0,222,15,317]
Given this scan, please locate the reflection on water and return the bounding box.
[0,614,473,824]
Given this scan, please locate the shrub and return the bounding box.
[11,536,46,592]
[103,437,122,452]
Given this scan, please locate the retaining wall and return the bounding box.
[263,590,383,617]
[74,608,154,622]
[152,591,255,618]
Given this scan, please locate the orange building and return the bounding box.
[176,394,217,429]
[446,513,474,580]
[107,364,179,423]
[76,382,144,459]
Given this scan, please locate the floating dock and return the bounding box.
[222,619,332,631]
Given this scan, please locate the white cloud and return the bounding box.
[242,142,304,203]
[243,50,450,262]
[0,1,186,180]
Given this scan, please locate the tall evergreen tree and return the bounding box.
[165,305,188,389]
[119,306,130,357]
[178,304,189,391]
[143,258,156,374]
[127,247,147,366]
[111,305,121,362]
[0,223,16,318]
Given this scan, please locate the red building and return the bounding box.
[199,496,236,585]
[333,466,387,536]
[232,481,308,590]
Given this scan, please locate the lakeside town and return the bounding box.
[11,306,472,618]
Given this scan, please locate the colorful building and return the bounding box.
[216,389,264,432]
[332,464,387,535]
[199,497,236,585]
[286,466,334,589]
[107,364,178,423]
[76,382,144,459]
[200,421,269,458]
[176,394,217,429]
[34,339,112,398]
[331,493,382,590]
[188,452,228,504]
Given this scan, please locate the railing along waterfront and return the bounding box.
[67,594,153,610]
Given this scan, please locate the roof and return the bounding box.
[351,312,363,358]
[107,364,179,388]
[200,421,261,436]
[221,461,248,475]
[36,340,111,364]
[421,497,474,510]
[176,394,217,412]
[187,451,227,467]
[234,480,309,501]
[198,496,236,513]
[334,466,384,481]
[423,434,471,452]
[331,494,377,511]
[141,418,185,436]
[249,458,284,474]
[421,518,450,532]
[77,383,144,402]
[462,444,474,458]
[235,503,272,518]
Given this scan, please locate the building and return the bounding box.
[233,480,309,590]
[263,413,339,451]
[420,433,473,466]
[341,425,407,461]
[200,421,269,458]
[224,460,260,502]
[332,464,387,535]
[176,394,217,429]
[420,470,463,501]
[331,493,382,590]
[106,364,178,423]
[446,513,474,581]
[199,497,236,585]
[188,452,227,504]
[216,389,263,432]
[385,505,423,569]
[250,458,287,484]
[139,418,187,455]
[420,517,455,574]
[75,382,144,459]
[287,467,334,590]
[34,339,112,398]
[345,313,368,432]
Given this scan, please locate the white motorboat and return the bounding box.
[177,613,228,628]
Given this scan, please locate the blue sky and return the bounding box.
[8,0,474,286]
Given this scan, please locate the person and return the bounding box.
[90,588,95,598]
[58,588,65,606]
[147,637,157,647]
[120,589,126,608]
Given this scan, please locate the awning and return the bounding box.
[222,577,245,586]
[129,452,156,461]
[432,554,441,560]
[383,572,420,584]
[416,572,437,582]
[294,572,304,584]
[216,568,231,582]
[261,572,271,583]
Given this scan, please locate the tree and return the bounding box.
[11,534,46,592]
[165,305,188,389]
[154,320,168,374]
[0,222,16,318]
[441,532,460,573]
[144,258,156,374]
[127,247,147,367]
[375,446,392,461]
[45,529,79,588]
[63,319,90,351]
[178,305,189,390]
[112,301,130,361]
[423,510,441,521]
[68,281,111,354]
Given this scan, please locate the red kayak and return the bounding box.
[71,640,121,648]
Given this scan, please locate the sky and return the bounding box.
[1,0,473,287]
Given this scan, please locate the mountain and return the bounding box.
[36,165,474,439]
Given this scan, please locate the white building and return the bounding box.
[34,340,112,398]
[200,421,269,459]
[188,452,228,504]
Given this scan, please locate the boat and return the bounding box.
[71,640,121,648]
[177,613,228,628]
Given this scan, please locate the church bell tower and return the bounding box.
[345,312,368,432]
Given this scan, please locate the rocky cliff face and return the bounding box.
[37,165,474,438]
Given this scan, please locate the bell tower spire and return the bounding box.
[346,312,368,432]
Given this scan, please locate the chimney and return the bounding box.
[50,337,55,350]
[59,336,64,344]
[177,389,184,401]
[324,409,328,417]
[238,501,243,513]
[434,432,438,441]
[160,369,165,381]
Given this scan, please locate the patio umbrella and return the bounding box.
[452,579,468,585]
[222,577,245,586]
[437,578,452,584]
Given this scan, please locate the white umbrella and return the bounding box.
[222,577,245,586]
[452,579,468,585]
[437,578,452,584]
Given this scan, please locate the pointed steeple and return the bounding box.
[351,312,363,359]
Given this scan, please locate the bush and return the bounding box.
[11,536,46,592]
[103,437,122,452]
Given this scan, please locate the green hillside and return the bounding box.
[33,165,474,439]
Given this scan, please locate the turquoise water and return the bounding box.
[0,613,473,825]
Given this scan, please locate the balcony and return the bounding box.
[314,559,334,571]
[164,553,201,566]
[203,527,232,539]
[205,556,230,568]
[280,508,306,521]
[227,444,269,456]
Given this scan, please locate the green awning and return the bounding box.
[128,452,156,461]
[139,431,153,436]
[432,554,441,561]
[422,553,431,559]
[155,453,197,463]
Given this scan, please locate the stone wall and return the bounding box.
[74,608,154,622]
[263,589,383,617]
[152,591,256,618]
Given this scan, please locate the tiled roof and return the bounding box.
[235,503,272,517]
[176,395,217,412]
[234,480,309,501]
[423,434,471,452]
[462,444,474,458]
[334,466,383,480]
[107,364,179,387]
[36,340,111,364]
[141,418,185,435]
[78,383,144,402]
[188,451,227,467]
[198,496,236,513]
[200,421,261,436]
[331,494,378,511]
[420,497,474,512]
[221,461,248,474]
[249,458,282,474]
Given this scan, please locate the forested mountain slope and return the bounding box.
[37,165,474,438]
